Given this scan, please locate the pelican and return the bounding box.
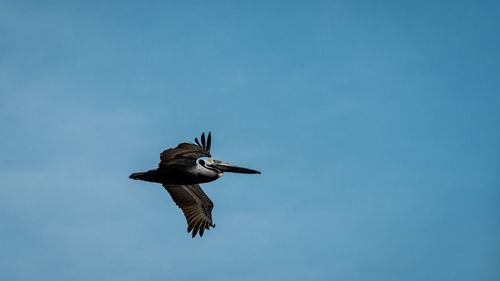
[129,132,260,237]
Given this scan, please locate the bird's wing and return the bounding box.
[162,184,215,237]
[159,132,212,167]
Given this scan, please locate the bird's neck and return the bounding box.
[189,164,220,182]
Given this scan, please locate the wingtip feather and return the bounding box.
[201,132,206,149]
[207,132,212,151]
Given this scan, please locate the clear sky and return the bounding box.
[1,1,499,280]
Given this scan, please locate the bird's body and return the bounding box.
[129,164,220,185]
[129,132,260,237]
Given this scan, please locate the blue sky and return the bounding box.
[1,1,499,280]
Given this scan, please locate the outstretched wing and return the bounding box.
[160,132,212,167]
[162,184,215,237]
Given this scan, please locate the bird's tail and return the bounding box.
[129,170,159,183]
[129,172,147,180]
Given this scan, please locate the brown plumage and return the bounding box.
[160,132,212,165]
[129,132,260,238]
[163,184,215,237]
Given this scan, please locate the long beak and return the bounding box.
[211,161,261,174]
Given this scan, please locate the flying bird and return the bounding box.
[129,132,260,237]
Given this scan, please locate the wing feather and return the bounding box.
[207,132,212,151]
[159,132,212,167]
[163,184,215,237]
[201,133,206,149]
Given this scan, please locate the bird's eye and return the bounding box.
[198,159,205,166]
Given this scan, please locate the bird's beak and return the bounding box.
[211,160,261,174]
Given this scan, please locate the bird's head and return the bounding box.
[197,158,261,176]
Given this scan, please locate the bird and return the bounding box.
[129,132,260,237]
